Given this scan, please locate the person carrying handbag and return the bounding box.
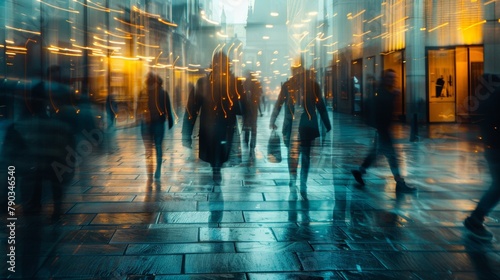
[269,64,331,193]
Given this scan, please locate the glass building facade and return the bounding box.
[1,0,499,124]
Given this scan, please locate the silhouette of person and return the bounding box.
[464,74,500,241]
[351,69,416,193]
[436,75,445,98]
[269,65,331,192]
[137,72,174,180]
[182,50,243,184]
[106,89,118,129]
[2,65,75,219]
[242,70,263,157]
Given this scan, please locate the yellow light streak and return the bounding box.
[72,44,101,51]
[104,30,132,39]
[347,10,366,20]
[137,42,160,48]
[73,0,123,13]
[114,17,144,29]
[38,0,79,13]
[110,55,139,61]
[461,20,487,31]
[428,22,449,32]
[93,42,121,50]
[6,46,27,51]
[158,18,177,27]
[353,31,371,37]
[6,26,41,35]
[367,14,383,23]
[115,28,145,36]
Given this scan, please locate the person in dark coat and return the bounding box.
[182,51,243,183]
[464,74,500,241]
[242,70,263,157]
[351,69,416,193]
[269,65,331,191]
[137,73,174,180]
[2,66,75,219]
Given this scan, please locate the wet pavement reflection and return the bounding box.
[1,111,500,279]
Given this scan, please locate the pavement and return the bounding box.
[1,109,500,279]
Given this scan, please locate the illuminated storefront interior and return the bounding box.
[1,0,498,123]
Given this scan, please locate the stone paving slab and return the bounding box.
[2,111,500,279]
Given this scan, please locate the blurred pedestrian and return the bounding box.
[182,50,243,184]
[2,65,75,219]
[351,69,416,193]
[464,74,500,241]
[137,72,174,180]
[106,88,118,129]
[269,65,331,191]
[242,70,263,157]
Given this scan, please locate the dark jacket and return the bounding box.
[372,85,398,131]
[182,73,243,167]
[477,74,500,150]
[270,71,331,147]
[242,78,262,128]
[137,83,174,129]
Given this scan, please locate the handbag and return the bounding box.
[267,129,282,163]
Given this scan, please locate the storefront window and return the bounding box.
[428,48,456,122]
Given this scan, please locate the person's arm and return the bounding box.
[313,82,331,132]
[182,79,202,147]
[163,89,174,129]
[269,83,287,129]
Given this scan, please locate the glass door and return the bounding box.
[428,48,456,122]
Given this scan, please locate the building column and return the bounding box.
[484,2,500,75]
[405,0,426,124]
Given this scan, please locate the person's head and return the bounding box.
[381,69,397,89]
[146,72,162,87]
[245,70,253,79]
[211,51,230,75]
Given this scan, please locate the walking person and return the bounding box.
[242,70,263,158]
[351,69,416,193]
[269,65,331,191]
[137,72,174,180]
[463,74,500,241]
[2,65,75,219]
[182,50,243,184]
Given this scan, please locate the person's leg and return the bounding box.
[377,130,402,181]
[473,149,500,218]
[153,122,165,179]
[352,131,378,185]
[249,124,257,158]
[378,130,416,192]
[243,124,250,147]
[300,142,311,199]
[288,137,300,187]
[300,143,311,186]
[141,123,154,177]
[51,180,63,219]
[212,164,222,184]
[24,169,43,214]
[250,124,257,150]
